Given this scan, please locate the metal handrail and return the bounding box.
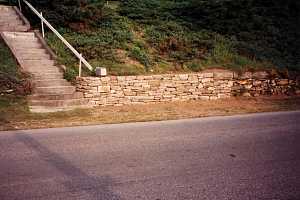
[17,0,93,75]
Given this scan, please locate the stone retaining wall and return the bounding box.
[76,71,300,106]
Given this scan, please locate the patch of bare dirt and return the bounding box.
[1,96,300,131]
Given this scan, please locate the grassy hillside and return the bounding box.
[0,38,31,118]
[17,0,300,78]
[0,38,32,92]
[0,38,19,78]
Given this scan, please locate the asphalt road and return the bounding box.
[0,111,300,200]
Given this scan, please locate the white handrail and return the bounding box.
[18,0,93,72]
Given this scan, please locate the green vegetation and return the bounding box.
[15,0,300,78]
[129,45,151,71]
[0,38,19,77]
[0,39,31,96]
[0,39,31,117]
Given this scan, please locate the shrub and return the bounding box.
[0,39,19,77]
[64,67,77,81]
[129,46,151,71]
[26,0,106,26]
[211,36,235,63]
[186,61,203,72]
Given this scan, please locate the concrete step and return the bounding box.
[23,67,61,74]
[29,98,89,107]
[15,49,47,54]
[32,72,64,80]
[10,36,39,41]
[13,38,39,43]
[0,7,16,12]
[8,36,37,41]
[17,53,51,60]
[0,20,20,26]
[0,17,22,21]
[20,59,56,66]
[0,12,18,15]
[14,48,45,54]
[0,6,14,11]
[18,54,51,61]
[32,79,71,87]
[2,32,36,42]
[0,25,28,31]
[0,17,20,21]
[0,13,18,18]
[11,42,42,48]
[0,7,15,10]
[3,32,35,37]
[2,33,33,42]
[0,24,23,28]
[28,92,84,101]
[21,63,58,69]
[16,51,50,56]
[34,86,76,95]
[0,21,23,26]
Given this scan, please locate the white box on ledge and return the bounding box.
[95,67,107,77]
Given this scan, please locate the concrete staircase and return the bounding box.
[0,5,90,112]
[0,5,29,31]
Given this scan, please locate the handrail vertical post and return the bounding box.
[18,0,21,12]
[79,54,82,77]
[41,12,45,38]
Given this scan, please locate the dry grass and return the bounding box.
[1,96,300,131]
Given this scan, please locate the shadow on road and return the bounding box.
[14,131,122,200]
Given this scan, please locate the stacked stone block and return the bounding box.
[234,71,300,97]
[76,70,300,107]
[76,72,235,106]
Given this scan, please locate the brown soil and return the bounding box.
[1,96,300,131]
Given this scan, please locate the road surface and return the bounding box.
[0,111,300,200]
